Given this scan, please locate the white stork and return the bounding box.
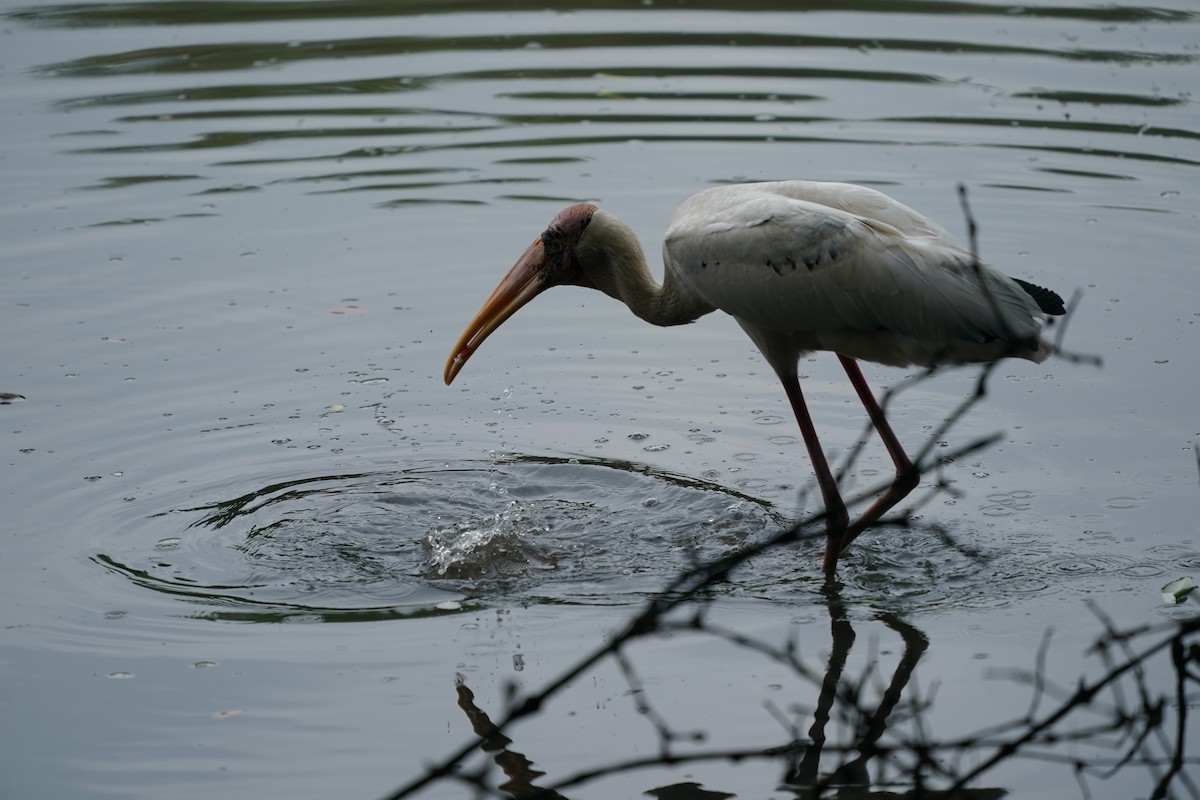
[444,181,1064,575]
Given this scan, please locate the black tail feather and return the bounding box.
[1012,277,1066,316]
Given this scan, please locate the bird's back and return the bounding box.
[662,181,1053,368]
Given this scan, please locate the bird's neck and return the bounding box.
[578,210,715,327]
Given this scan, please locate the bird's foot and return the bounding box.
[822,468,921,576]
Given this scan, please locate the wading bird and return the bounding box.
[443,181,1065,575]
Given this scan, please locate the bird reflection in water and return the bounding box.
[449,592,1004,799]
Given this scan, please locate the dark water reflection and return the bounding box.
[13,0,1195,25]
[13,0,1197,212]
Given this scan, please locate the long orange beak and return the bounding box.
[444,237,549,385]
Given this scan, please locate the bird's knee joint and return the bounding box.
[895,467,921,494]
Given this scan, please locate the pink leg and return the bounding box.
[834,355,920,560]
[779,374,849,571]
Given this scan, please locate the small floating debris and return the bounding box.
[1161,577,1197,604]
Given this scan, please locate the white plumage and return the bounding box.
[445,181,1064,575]
[664,182,1049,370]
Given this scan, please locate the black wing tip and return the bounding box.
[1012,277,1066,316]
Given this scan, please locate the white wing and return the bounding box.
[662,181,1043,350]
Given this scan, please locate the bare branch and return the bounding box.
[383,190,1179,800]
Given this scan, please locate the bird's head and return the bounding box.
[443,203,600,385]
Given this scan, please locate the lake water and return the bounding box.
[2,2,1198,798]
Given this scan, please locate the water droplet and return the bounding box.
[1105,496,1140,510]
[980,505,1014,517]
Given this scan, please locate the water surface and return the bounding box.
[2,1,1198,798]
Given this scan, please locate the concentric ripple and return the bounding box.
[93,455,786,620]
[89,453,1200,620]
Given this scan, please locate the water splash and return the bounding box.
[425,498,557,579]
